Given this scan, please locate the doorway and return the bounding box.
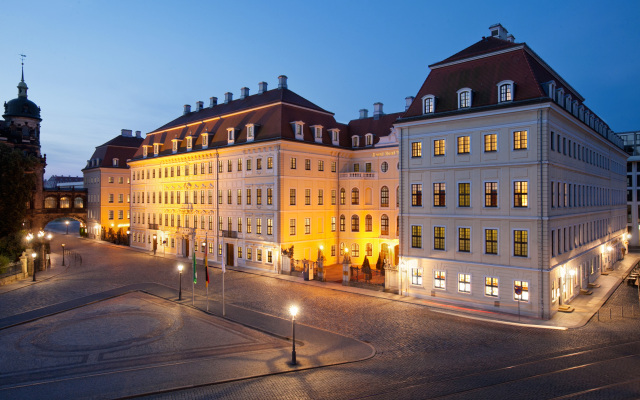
[226,243,234,267]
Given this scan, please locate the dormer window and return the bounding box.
[172,139,179,153]
[497,80,514,103]
[112,158,119,167]
[422,95,435,114]
[330,128,340,145]
[227,128,235,144]
[142,147,148,158]
[246,124,255,142]
[186,136,193,151]
[457,88,472,109]
[365,133,373,147]
[201,132,208,149]
[291,121,305,140]
[153,143,160,156]
[312,125,323,143]
[352,136,359,148]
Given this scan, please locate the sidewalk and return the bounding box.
[7,237,640,330]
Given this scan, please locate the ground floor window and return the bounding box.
[434,270,445,289]
[247,248,252,260]
[267,250,273,263]
[514,280,529,301]
[458,273,471,293]
[411,268,422,285]
[257,249,263,262]
[485,277,499,297]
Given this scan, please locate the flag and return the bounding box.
[204,235,209,287]
[193,246,197,284]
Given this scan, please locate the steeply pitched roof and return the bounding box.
[84,134,144,170]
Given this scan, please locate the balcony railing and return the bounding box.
[148,223,159,230]
[221,230,238,238]
[339,172,377,179]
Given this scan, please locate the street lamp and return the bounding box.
[61,244,66,266]
[289,305,299,365]
[65,220,70,235]
[178,264,184,300]
[31,252,37,282]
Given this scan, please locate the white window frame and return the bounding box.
[153,143,160,156]
[433,138,445,156]
[330,128,340,145]
[512,179,529,208]
[172,139,179,153]
[312,125,323,143]
[292,121,305,140]
[514,279,530,302]
[142,146,148,158]
[351,135,359,148]
[484,227,499,255]
[227,128,235,144]
[112,158,119,166]
[497,80,514,103]
[513,228,530,258]
[456,88,472,109]
[201,132,209,148]
[484,276,499,298]
[434,270,446,290]
[457,226,471,253]
[365,133,373,147]
[483,133,498,152]
[458,273,471,294]
[422,94,435,114]
[410,267,423,286]
[186,136,193,151]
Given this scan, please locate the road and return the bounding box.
[1,233,639,399]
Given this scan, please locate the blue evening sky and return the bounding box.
[1,0,638,178]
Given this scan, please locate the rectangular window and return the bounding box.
[267,188,273,205]
[331,190,336,205]
[485,229,498,254]
[237,217,242,232]
[457,136,470,154]
[318,189,323,205]
[305,189,311,205]
[485,277,499,297]
[458,274,471,293]
[514,181,528,207]
[513,130,528,150]
[484,134,497,152]
[227,189,232,205]
[257,249,263,261]
[237,189,242,205]
[108,194,114,203]
[218,216,223,231]
[256,158,262,170]
[228,159,233,172]
[458,183,470,207]
[246,159,252,171]
[247,248,252,260]
[305,159,311,170]
[290,189,296,205]
[256,219,262,234]
[434,271,446,289]
[458,227,470,252]
[514,230,528,257]
[247,218,252,233]
[411,142,422,158]
[218,161,223,173]
[217,190,222,205]
[412,184,422,206]
[331,245,336,257]
[238,247,242,259]
[290,219,296,235]
[433,183,445,207]
[485,182,498,207]
[290,158,297,169]
[318,160,324,171]
[256,188,262,205]
[434,139,445,156]
[411,268,422,285]
[304,218,311,234]
[267,218,273,235]
[434,226,445,250]
[514,280,530,302]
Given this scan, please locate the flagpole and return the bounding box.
[222,244,226,316]
[205,233,209,312]
[192,230,196,306]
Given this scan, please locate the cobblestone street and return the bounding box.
[2,234,640,399]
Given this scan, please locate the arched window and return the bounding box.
[381,214,389,235]
[351,243,360,257]
[381,186,389,207]
[457,88,472,109]
[340,215,346,232]
[44,197,57,209]
[59,197,70,208]
[497,80,514,103]
[351,215,359,232]
[365,187,372,205]
[365,215,372,232]
[351,188,359,205]
[340,188,346,205]
[74,197,84,208]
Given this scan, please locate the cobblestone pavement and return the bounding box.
[2,234,640,399]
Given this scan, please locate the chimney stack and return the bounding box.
[373,102,383,120]
[210,97,218,107]
[240,87,250,99]
[183,104,191,115]
[405,96,415,111]
[278,75,288,89]
[224,92,233,103]
[121,129,132,137]
[258,81,268,94]
[135,130,141,138]
[359,109,368,119]
[196,101,204,111]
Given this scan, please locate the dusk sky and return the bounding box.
[2,0,638,178]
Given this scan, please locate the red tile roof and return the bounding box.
[84,135,144,170]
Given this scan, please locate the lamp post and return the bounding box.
[46,233,52,268]
[289,305,299,365]
[65,220,70,235]
[37,230,45,273]
[178,264,184,300]
[31,252,37,282]
[61,244,66,266]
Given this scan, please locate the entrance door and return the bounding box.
[226,243,234,267]
[558,277,563,305]
[184,238,189,258]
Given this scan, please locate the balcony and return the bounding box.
[339,172,377,179]
[148,223,159,230]
[221,230,238,238]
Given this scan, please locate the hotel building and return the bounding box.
[396,24,627,318]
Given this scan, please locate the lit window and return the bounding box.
[267,157,273,169]
[256,218,262,234]
[513,130,528,150]
[365,215,372,232]
[498,81,514,103]
[411,268,422,285]
[485,182,498,207]
[289,219,296,235]
[434,226,445,250]
[434,271,445,289]
[458,274,471,293]
[381,186,389,207]
[434,139,445,156]
[412,184,422,206]
[351,188,359,205]
[411,225,422,248]
[340,188,346,205]
[351,243,360,258]
[423,95,435,114]
[457,88,472,108]
[318,160,324,171]
[485,229,498,254]
[187,136,192,150]
[514,280,529,302]
[458,227,470,252]
[485,277,499,297]
[340,215,345,232]
[267,188,273,205]
[267,218,273,235]
[351,215,359,232]
[484,134,497,152]
[514,230,528,257]
[305,189,311,205]
[256,158,262,170]
[458,183,470,207]
[381,215,389,235]
[289,189,296,205]
[514,181,528,207]
[411,142,422,158]
[318,189,323,205]
[290,158,297,169]
[457,136,470,154]
[433,183,445,207]
[331,216,336,232]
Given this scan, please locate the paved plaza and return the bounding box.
[1,231,640,399]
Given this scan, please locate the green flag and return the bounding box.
[193,248,197,283]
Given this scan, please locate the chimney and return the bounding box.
[196,101,204,111]
[135,130,141,138]
[359,109,369,119]
[183,104,191,115]
[121,129,132,137]
[405,96,415,111]
[240,87,250,99]
[209,97,218,107]
[278,75,288,89]
[506,33,515,42]
[224,92,233,103]
[258,81,268,94]
[373,102,383,120]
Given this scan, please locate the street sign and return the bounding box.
[515,285,523,295]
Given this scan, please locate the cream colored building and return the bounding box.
[396,25,627,319]
[83,130,143,242]
[128,77,400,271]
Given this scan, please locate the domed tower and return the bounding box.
[3,61,42,157]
